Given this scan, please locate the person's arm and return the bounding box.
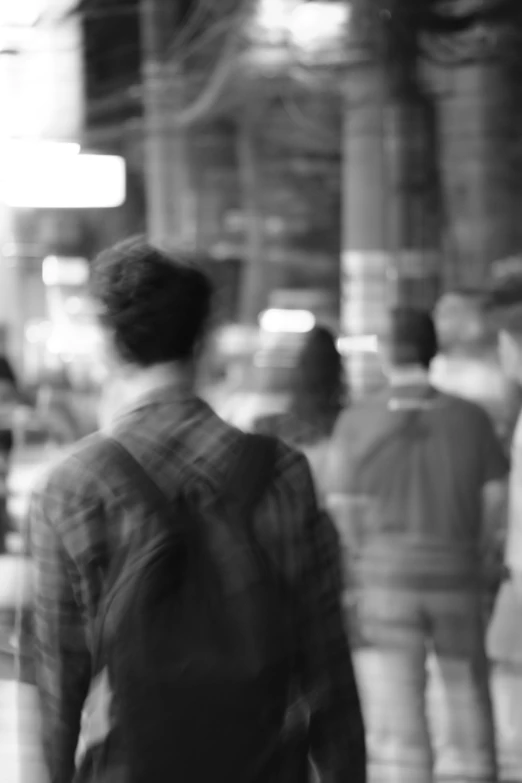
[477,408,510,586]
[293,456,366,783]
[29,479,93,783]
[478,409,509,535]
[322,411,368,558]
[504,416,522,592]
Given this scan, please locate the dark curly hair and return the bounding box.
[90,237,213,366]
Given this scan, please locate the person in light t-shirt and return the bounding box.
[431,291,520,448]
[489,314,522,759]
[497,317,522,589]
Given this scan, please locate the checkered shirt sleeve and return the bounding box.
[29,459,104,783]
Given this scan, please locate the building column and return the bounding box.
[441,59,518,288]
[140,0,197,250]
[341,64,441,397]
[341,65,389,397]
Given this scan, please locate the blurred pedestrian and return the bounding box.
[489,309,522,763]
[254,325,346,496]
[28,238,365,783]
[432,291,515,613]
[325,307,507,783]
[431,290,519,447]
[0,354,19,553]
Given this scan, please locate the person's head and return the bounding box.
[498,306,522,383]
[289,325,345,421]
[433,290,486,353]
[90,237,213,376]
[380,307,438,372]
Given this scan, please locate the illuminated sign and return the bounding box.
[259,308,316,334]
[0,153,126,209]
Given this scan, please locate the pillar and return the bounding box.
[441,59,518,288]
[140,0,197,250]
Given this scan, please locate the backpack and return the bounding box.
[76,433,303,783]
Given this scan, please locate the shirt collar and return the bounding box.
[100,367,197,427]
[386,366,436,410]
[388,366,431,387]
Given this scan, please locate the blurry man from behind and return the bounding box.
[28,238,365,783]
[432,291,515,614]
[325,308,507,783]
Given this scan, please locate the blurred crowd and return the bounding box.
[3,244,522,783]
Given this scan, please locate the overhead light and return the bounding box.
[259,308,316,334]
[0,153,125,209]
[288,2,350,50]
[0,140,81,159]
[255,0,298,40]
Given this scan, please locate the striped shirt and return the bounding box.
[29,385,365,783]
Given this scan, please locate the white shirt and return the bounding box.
[506,411,522,573]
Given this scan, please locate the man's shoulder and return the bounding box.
[435,388,493,423]
[36,433,109,499]
[191,402,311,481]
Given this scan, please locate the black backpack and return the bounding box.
[75,433,304,783]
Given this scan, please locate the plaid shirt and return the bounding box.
[29,385,365,783]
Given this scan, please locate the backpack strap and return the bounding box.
[70,432,170,517]
[101,433,278,517]
[79,431,278,518]
[102,437,171,513]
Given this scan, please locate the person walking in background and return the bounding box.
[254,325,346,496]
[488,309,522,769]
[431,291,520,448]
[325,308,507,783]
[28,238,365,783]
[431,291,514,616]
[0,354,19,554]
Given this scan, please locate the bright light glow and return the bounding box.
[47,323,100,356]
[216,325,260,356]
[0,140,80,160]
[256,0,298,36]
[259,308,316,334]
[289,2,350,49]
[0,154,126,209]
[42,256,89,287]
[25,320,52,345]
[253,0,349,50]
[65,296,83,315]
[337,335,378,354]
[0,1,44,28]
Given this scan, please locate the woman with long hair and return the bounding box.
[253,326,346,495]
